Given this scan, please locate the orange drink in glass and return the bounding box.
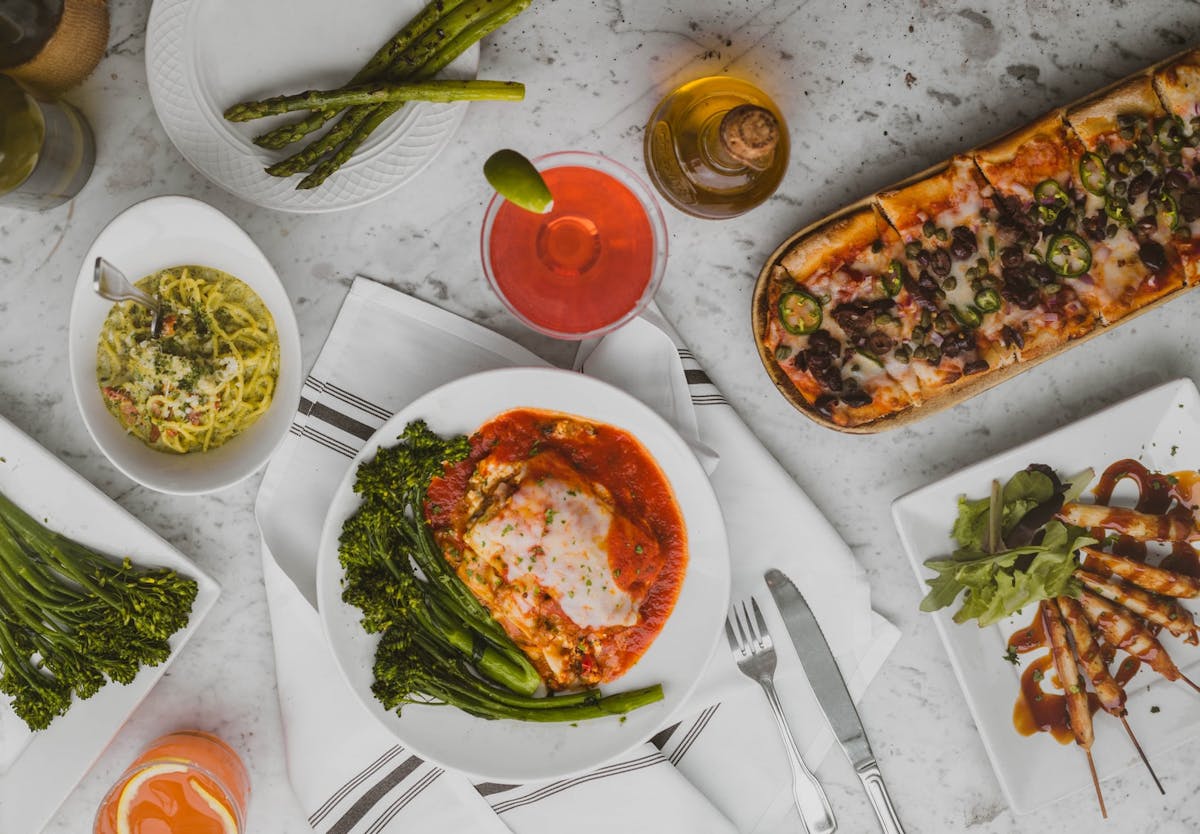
[94,731,249,834]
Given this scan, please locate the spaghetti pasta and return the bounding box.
[96,265,280,454]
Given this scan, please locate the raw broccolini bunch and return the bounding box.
[0,491,197,731]
[339,420,663,721]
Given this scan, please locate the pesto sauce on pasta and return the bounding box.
[96,265,280,454]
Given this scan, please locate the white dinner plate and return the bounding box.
[316,367,731,782]
[892,378,1200,814]
[68,195,302,495]
[145,0,479,213]
[0,414,221,834]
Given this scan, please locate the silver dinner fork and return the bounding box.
[727,597,837,834]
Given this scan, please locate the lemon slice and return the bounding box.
[484,149,554,214]
[115,763,189,834]
[189,776,240,834]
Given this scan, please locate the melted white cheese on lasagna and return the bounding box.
[465,471,636,629]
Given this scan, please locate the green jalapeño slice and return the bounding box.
[1046,232,1092,277]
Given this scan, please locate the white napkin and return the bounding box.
[255,277,899,834]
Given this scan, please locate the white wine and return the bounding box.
[0,74,93,209]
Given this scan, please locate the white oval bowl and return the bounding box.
[316,367,731,782]
[68,195,302,494]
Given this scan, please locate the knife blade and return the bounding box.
[765,568,872,767]
[766,568,906,834]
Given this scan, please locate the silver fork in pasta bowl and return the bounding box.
[726,596,837,834]
[93,257,163,337]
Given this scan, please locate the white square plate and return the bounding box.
[0,415,221,833]
[892,378,1200,814]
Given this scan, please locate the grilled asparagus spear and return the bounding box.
[226,80,524,122]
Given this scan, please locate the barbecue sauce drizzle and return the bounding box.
[1009,459,1199,741]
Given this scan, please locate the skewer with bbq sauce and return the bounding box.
[1077,590,1200,696]
[1061,458,1200,546]
[1079,547,1200,599]
[1008,600,1164,798]
[1075,570,1199,644]
[1056,596,1164,794]
[1041,599,1106,818]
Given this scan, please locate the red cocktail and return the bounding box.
[482,151,668,339]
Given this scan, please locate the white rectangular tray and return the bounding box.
[892,378,1200,814]
[0,414,221,833]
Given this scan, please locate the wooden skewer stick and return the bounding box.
[1119,716,1164,794]
[1086,750,1108,819]
[1181,672,1200,696]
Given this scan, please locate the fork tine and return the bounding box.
[724,615,739,652]
[741,601,757,646]
[751,597,770,641]
[733,603,751,650]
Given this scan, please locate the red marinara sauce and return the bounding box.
[425,408,688,685]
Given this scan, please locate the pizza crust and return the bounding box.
[974,110,1074,197]
[778,205,892,281]
[1154,48,1200,119]
[1066,75,1164,148]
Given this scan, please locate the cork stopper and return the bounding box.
[7,0,109,94]
[719,104,779,171]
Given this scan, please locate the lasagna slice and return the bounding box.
[455,449,661,690]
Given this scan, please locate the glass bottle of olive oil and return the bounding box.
[644,76,788,219]
[0,73,94,209]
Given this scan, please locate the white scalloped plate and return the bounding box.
[145,0,479,213]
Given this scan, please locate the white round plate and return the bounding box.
[68,195,302,494]
[316,367,731,782]
[145,0,479,213]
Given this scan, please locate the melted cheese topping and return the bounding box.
[465,469,636,630]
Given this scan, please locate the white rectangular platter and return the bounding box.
[0,414,221,833]
[892,378,1200,814]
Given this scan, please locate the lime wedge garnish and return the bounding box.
[484,149,553,214]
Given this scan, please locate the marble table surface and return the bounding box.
[4,0,1200,831]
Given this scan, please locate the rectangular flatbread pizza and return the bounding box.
[754,49,1200,431]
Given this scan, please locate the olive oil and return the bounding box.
[0,74,93,209]
[644,76,788,219]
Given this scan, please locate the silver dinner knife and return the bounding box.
[765,569,906,834]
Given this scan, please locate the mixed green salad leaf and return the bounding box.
[921,464,1096,627]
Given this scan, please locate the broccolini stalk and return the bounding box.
[372,626,664,722]
[0,491,197,731]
